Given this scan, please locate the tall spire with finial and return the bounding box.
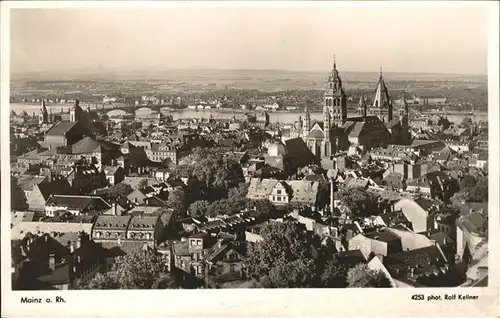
[379,66,383,79]
[333,54,336,70]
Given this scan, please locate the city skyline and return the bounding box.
[11,5,489,76]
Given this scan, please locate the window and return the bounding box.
[230,264,236,273]
[197,239,202,246]
[277,189,281,195]
[190,240,196,246]
[277,197,282,202]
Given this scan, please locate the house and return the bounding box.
[44,195,112,217]
[11,211,36,228]
[12,231,107,290]
[246,178,320,208]
[126,189,149,205]
[66,166,105,194]
[456,211,487,266]
[126,215,164,247]
[387,228,433,251]
[383,244,456,287]
[11,222,94,241]
[204,240,246,285]
[348,228,402,256]
[16,175,48,201]
[44,121,88,148]
[103,166,125,186]
[393,198,434,234]
[27,179,72,212]
[91,215,133,243]
[461,241,488,287]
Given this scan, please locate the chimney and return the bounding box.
[76,237,82,249]
[69,243,75,253]
[49,254,56,271]
[112,203,117,216]
[44,234,48,243]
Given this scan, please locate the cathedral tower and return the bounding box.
[38,98,49,125]
[357,94,367,118]
[371,67,393,123]
[302,104,311,137]
[324,57,347,130]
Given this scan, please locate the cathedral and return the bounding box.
[38,98,52,125]
[298,59,410,158]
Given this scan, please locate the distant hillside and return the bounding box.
[11,68,487,84]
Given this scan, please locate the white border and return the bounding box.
[1,2,499,317]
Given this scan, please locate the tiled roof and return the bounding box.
[93,215,132,230]
[173,241,190,256]
[364,228,401,243]
[284,138,317,167]
[46,195,111,211]
[128,215,158,230]
[71,137,119,154]
[37,179,72,201]
[11,211,36,227]
[288,180,319,204]
[45,121,79,136]
[348,122,365,138]
[17,175,47,192]
[247,178,278,200]
[11,222,93,240]
[383,245,448,278]
[457,212,487,236]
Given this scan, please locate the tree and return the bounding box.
[174,147,245,200]
[461,117,473,127]
[339,188,378,217]
[188,200,210,218]
[151,274,181,289]
[346,264,392,288]
[319,259,349,288]
[246,199,275,218]
[168,187,189,217]
[77,272,119,290]
[102,182,134,201]
[468,176,488,202]
[459,175,477,191]
[11,177,27,210]
[78,249,167,290]
[137,178,149,190]
[244,221,317,288]
[384,173,404,190]
[268,258,317,288]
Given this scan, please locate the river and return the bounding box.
[10,103,489,124]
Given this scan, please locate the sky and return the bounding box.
[10,4,490,75]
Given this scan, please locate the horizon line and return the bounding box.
[10,67,488,78]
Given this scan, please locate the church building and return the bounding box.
[299,59,407,158]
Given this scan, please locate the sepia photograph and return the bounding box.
[1,1,499,317]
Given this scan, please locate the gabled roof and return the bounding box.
[93,215,132,230]
[36,179,72,201]
[11,221,93,240]
[45,121,79,136]
[284,138,317,167]
[46,195,111,211]
[386,118,401,128]
[17,175,47,192]
[128,215,158,230]
[72,137,119,154]
[348,122,366,138]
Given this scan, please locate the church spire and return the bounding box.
[333,54,336,70]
